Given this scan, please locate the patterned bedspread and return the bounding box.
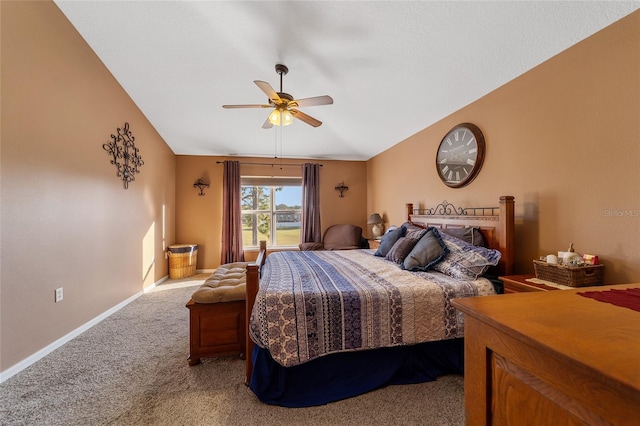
[249,249,495,367]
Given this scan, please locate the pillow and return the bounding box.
[374,225,406,257]
[438,227,486,247]
[402,227,449,271]
[299,242,324,251]
[433,233,502,280]
[385,235,421,264]
[401,221,426,235]
[405,227,427,240]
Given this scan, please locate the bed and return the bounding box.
[244,195,515,407]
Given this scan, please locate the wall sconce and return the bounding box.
[334,182,349,198]
[193,178,210,196]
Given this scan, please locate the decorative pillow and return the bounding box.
[439,227,486,247]
[405,227,427,240]
[401,221,426,235]
[433,233,502,280]
[299,241,324,251]
[402,227,449,271]
[385,235,421,264]
[374,225,406,257]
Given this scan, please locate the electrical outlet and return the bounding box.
[55,287,63,303]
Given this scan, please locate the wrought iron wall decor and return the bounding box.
[334,182,349,198]
[102,122,144,189]
[193,178,210,196]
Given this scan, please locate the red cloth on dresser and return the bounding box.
[577,288,640,312]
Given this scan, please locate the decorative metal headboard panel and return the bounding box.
[412,200,499,217]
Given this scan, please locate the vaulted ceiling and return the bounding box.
[54,1,639,161]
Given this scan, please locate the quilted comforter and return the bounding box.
[249,249,495,367]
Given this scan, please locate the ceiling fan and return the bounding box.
[222,64,333,128]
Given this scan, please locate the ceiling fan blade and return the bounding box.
[291,95,334,108]
[262,115,274,129]
[222,104,271,109]
[290,109,322,127]
[254,80,281,104]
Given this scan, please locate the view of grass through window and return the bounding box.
[241,184,301,247]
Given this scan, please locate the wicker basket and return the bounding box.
[168,244,198,279]
[533,260,603,287]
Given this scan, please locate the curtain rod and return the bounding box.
[216,161,322,167]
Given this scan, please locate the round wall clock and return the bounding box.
[435,123,485,188]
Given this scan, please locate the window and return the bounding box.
[241,177,302,248]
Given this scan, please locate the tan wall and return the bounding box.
[367,11,640,284]
[3,0,636,379]
[1,1,176,371]
[176,156,367,268]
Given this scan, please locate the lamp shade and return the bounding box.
[368,213,383,224]
[269,109,293,126]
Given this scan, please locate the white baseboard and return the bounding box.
[143,274,169,293]
[0,275,168,384]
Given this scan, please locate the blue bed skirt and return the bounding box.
[249,338,464,407]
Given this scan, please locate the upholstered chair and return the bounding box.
[299,224,363,251]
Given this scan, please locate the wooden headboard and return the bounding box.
[407,195,515,276]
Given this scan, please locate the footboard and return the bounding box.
[245,240,267,385]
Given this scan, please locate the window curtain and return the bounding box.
[301,163,321,244]
[221,160,244,263]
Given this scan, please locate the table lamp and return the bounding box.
[368,213,384,238]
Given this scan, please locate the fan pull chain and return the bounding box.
[279,128,283,170]
[273,124,284,170]
[274,126,278,159]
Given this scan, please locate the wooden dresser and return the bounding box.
[452,283,640,425]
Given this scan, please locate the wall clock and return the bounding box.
[435,123,485,188]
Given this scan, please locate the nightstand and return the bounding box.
[499,274,561,293]
[367,239,381,250]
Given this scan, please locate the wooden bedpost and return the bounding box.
[245,240,266,386]
[499,196,515,276]
[407,203,414,221]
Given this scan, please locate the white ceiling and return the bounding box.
[54,1,639,161]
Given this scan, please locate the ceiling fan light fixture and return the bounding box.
[224,64,331,128]
[269,109,293,126]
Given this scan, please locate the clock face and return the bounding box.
[436,123,485,188]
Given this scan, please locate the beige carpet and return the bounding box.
[0,274,464,425]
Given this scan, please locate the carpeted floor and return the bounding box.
[0,274,464,425]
